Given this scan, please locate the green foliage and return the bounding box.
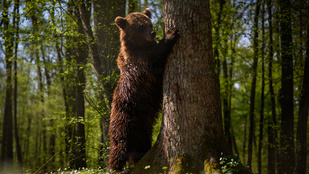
[152,110,162,146]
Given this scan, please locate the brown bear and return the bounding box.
[108,8,179,173]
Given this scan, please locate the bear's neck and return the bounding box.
[121,41,154,62]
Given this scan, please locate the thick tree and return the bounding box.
[131,0,230,173]
[278,0,294,173]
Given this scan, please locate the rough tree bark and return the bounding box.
[131,0,229,173]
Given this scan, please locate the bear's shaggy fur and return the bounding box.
[108,8,179,172]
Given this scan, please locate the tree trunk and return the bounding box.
[79,0,114,107]
[222,38,232,150]
[258,1,265,173]
[72,7,88,169]
[31,13,47,166]
[294,22,309,174]
[13,0,22,168]
[131,0,229,173]
[267,1,277,173]
[93,0,125,79]
[247,0,260,170]
[229,33,238,155]
[213,0,225,75]
[41,44,56,167]
[278,0,294,173]
[1,0,14,170]
[61,0,77,166]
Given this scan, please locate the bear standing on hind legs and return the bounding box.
[108,8,179,173]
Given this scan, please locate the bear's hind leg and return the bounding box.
[108,140,129,173]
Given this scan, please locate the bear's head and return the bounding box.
[115,8,156,47]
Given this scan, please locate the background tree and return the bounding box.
[1,0,14,170]
[278,0,294,172]
[267,0,277,173]
[294,22,309,174]
[247,0,260,170]
[257,1,265,173]
[13,0,22,168]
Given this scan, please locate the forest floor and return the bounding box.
[31,168,108,174]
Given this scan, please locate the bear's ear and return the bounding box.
[143,8,152,18]
[115,16,127,29]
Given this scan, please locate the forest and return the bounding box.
[0,0,308,173]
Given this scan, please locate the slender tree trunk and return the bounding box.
[267,1,277,173]
[131,0,230,173]
[65,40,77,167]
[213,0,225,75]
[258,2,265,173]
[41,45,56,167]
[247,0,260,170]
[72,7,88,169]
[79,0,113,107]
[13,0,22,168]
[24,116,31,165]
[31,14,47,165]
[1,0,14,170]
[50,1,67,165]
[294,22,309,174]
[62,0,77,165]
[229,34,238,155]
[222,40,232,150]
[278,0,294,173]
[243,114,247,161]
[41,46,51,92]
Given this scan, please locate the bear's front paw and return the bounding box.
[165,28,179,41]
